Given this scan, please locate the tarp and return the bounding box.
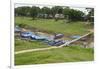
[54,34,64,39]
[47,40,65,46]
[31,34,49,40]
[18,28,66,46]
[20,32,34,38]
[70,35,81,39]
[15,26,21,32]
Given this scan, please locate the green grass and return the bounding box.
[15,39,49,51]
[15,17,92,35]
[15,17,94,65]
[15,46,94,65]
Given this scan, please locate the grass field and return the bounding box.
[15,16,94,65]
[15,46,94,65]
[15,39,49,51]
[15,17,93,35]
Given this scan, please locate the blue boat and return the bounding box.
[20,32,33,38]
[31,34,49,41]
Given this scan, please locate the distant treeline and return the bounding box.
[15,6,94,21]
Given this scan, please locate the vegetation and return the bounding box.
[15,46,94,65]
[15,39,49,51]
[15,17,92,35]
[30,6,40,19]
[51,6,63,17]
[63,8,84,21]
[86,8,94,23]
[15,16,93,65]
[15,6,85,21]
[15,6,31,16]
[15,6,94,65]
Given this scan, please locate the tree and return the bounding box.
[70,9,84,21]
[30,6,40,19]
[51,6,63,18]
[15,6,31,16]
[86,8,94,23]
[63,7,70,22]
[63,7,85,21]
[15,6,85,21]
[63,7,70,17]
[41,7,51,18]
[51,6,63,21]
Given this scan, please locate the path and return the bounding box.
[15,46,60,54]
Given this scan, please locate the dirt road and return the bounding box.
[15,46,60,54]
